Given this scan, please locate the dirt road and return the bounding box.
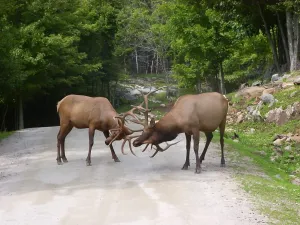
[0,126,268,225]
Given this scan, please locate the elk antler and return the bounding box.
[109,87,163,155]
[135,88,163,128]
[150,140,181,158]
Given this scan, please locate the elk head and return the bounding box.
[116,88,181,157]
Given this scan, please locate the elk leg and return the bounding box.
[103,131,120,162]
[219,119,226,167]
[86,127,95,166]
[181,133,191,170]
[56,128,62,165]
[199,132,213,163]
[60,125,73,163]
[56,123,72,165]
[193,131,201,174]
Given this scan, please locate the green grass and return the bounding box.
[227,120,300,177]
[0,131,14,141]
[212,134,300,224]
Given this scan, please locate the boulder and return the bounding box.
[271,73,281,82]
[282,82,295,89]
[265,107,288,125]
[292,102,300,117]
[239,83,249,90]
[293,77,300,85]
[273,138,286,146]
[260,93,276,107]
[291,136,300,143]
[236,114,244,123]
[235,86,266,99]
[252,80,262,86]
[262,88,276,95]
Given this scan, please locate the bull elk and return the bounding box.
[56,94,142,166]
[111,91,229,174]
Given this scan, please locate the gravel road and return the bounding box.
[0,126,268,225]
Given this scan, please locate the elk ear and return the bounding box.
[150,117,155,128]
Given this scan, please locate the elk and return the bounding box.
[111,91,229,174]
[56,94,142,166]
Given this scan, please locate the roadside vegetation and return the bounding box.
[0,132,14,141]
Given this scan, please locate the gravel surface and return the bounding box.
[0,126,268,225]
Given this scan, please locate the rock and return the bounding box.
[233,139,239,142]
[282,74,291,80]
[277,111,288,125]
[236,114,244,123]
[262,88,276,95]
[285,105,295,118]
[252,80,262,86]
[235,86,266,99]
[249,128,255,134]
[291,178,300,186]
[265,107,289,125]
[273,138,286,146]
[290,91,298,97]
[260,93,276,107]
[160,103,166,107]
[291,136,300,143]
[293,77,300,85]
[293,102,300,115]
[282,82,295,89]
[239,83,249,90]
[284,145,292,151]
[271,73,281,82]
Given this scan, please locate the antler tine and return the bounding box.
[120,135,140,156]
[136,87,161,128]
[150,140,181,158]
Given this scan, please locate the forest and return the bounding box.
[0,0,299,131]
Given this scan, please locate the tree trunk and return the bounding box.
[257,2,281,74]
[286,11,299,71]
[135,49,139,74]
[19,95,24,130]
[107,81,111,101]
[196,76,201,94]
[1,104,8,131]
[219,62,226,94]
[156,52,159,74]
[151,52,154,74]
[276,12,290,69]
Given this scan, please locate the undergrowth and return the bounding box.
[0,131,14,141]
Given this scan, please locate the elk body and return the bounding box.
[111,91,229,174]
[56,94,139,166]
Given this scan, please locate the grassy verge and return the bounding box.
[212,132,300,224]
[0,131,14,141]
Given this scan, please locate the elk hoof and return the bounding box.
[62,157,68,163]
[57,160,63,165]
[114,158,121,162]
[181,163,189,170]
[220,163,226,167]
[195,168,201,174]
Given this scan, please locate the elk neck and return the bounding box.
[154,112,181,141]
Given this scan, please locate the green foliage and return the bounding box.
[224,30,272,85]
[0,131,14,141]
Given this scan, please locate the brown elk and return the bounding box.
[56,94,142,166]
[111,91,229,174]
